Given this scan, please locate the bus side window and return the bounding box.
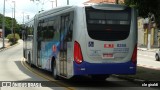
[37,24,42,41]
[25,27,29,40]
[67,21,73,42]
[47,26,55,39]
[67,12,74,42]
[24,29,27,40]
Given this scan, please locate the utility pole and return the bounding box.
[51,0,57,8]
[55,0,57,7]
[2,0,6,48]
[41,2,44,11]
[51,1,54,8]
[12,1,16,43]
[67,0,69,5]
[22,12,24,24]
[12,8,13,34]
[147,13,155,49]
[27,15,30,21]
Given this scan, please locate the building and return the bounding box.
[138,17,157,48]
[0,29,2,38]
[138,17,145,46]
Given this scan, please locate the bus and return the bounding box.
[23,4,137,80]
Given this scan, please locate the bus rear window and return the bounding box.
[86,7,131,41]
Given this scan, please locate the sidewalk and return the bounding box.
[0,42,19,52]
[138,47,159,52]
[0,38,10,49]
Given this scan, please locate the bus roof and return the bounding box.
[90,3,128,10]
[25,4,129,24]
[36,4,128,17]
[37,6,74,17]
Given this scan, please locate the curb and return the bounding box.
[137,48,158,52]
[0,43,19,52]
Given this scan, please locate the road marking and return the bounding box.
[21,57,75,90]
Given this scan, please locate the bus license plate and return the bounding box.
[102,53,114,59]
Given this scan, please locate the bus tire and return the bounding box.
[52,60,59,80]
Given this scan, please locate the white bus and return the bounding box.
[23,4,137,80]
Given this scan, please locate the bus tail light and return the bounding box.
[74,41,83,64]
[131,44,137,64]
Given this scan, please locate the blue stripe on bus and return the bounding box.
[73,61,136,75]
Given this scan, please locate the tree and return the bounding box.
[0,13,21,37]
[0,14,3,29]
[124,0,160,27]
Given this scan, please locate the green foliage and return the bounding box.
[7,33,20,44]
[0,13,22,37]
[124,0,159,17]
[124,0,160,28]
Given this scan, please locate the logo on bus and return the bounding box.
[117,44,126,47]
[52,45,56,52]
[88,41,94,47]
[104,44,114,48]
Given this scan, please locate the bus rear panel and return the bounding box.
[73,4,137,76]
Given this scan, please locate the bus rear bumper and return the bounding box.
[73,61,136,75]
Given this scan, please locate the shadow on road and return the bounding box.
[14,61,46,81]
[117,66,160,81]
[14,61,149,88]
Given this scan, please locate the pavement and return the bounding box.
[0,38,18,52]
[137,47,159,52]
[0,38,10,49]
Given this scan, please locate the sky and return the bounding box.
[0,0,88,24]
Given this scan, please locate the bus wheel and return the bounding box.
[52,60,59,80]
[91,75,109,81]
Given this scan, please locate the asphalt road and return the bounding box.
[138,50,160,69]
[0,40,159,90]
[0,40,65,90]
